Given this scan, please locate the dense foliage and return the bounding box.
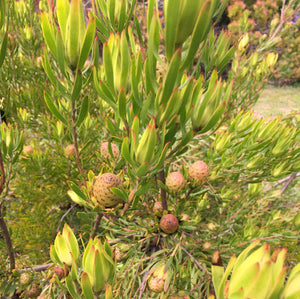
[0,0,299,298]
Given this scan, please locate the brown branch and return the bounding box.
[0,149,15,272]
[120,186,137,216]
[91,212,103,239]
[274,172,300,186]
[180,245,206,272]
[19,263,53,273]
[280,172,298,194]
[0,209,15,272]
[158,168,168,211]
[137,250,155,299]
[56,204,76,233]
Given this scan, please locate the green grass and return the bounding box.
[254,84,300,117]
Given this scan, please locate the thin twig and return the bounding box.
[91,212,103,239]
[273,172,300,187]
[211,223,235,240]
[158,169,168,211]
[129,250,147,299]
[120,186,137,216]
[18,263,53,273]
[56,204,76,233]
[180,245,206,272]
[137,250,155,299]
[0,148,15,272]
[281,173,298,194]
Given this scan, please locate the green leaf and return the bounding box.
[106,117,116,136]
[95,18,110,43]
[212,263,224,297]
[0,31,7,68]
[135,180,153,197]
[159,48,181,106]
[200,102,226,133]
[55,28,66,76]
[50,244,64,267]
[77,17,96,70]
[57,0,70,43]
[42,47,67,97]
[164,0,180,61]
[0,0,5,30]
[66,0,84,68]
[134,15,144,46]
[103,42,114,91]
[110,187,128,202]
[117,0,127,32]
[71,69,83,103]
[41,12,57,57]
[93,249,106,292]
[120,30,130,91]
[144,58,156,94]
[178,130,194,148]
[147,10,159,81]
[140,91,153,123]
[147,0,155,33]
[136,162,150,177]
[118,88,127,121]
[217,254,237,299]
[107,0,116,26]
[180,0,212,71]
[75,96,89,127]
[65,275,81,299]
[67,190,89,207]
[93,69,118,111]
[121,136,135,166]
[153,142,170,170]
[131,50,143,106]
[44,91,68,126]
[68,181,87,200]
[105,284,113,299]
[81,272,94,299]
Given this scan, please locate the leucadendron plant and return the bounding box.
[36,0,300,298]
[49,224,115,299]
[41,0,96,177]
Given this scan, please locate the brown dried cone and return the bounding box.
[25,282,41,298]
[148,263,168,293]
[93,173,123,207]
[65,144,76,157]
[165,171,185,193]
[53,265,68,280]
[188,160,209,186]
[160,214,179,234]
[100,141,119,161]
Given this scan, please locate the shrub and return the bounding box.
[0,0,299,298]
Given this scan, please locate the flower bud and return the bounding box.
[238,34,249,51]
[82,238,115,292]
[266,52,278,68]
[52,223,79,266]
